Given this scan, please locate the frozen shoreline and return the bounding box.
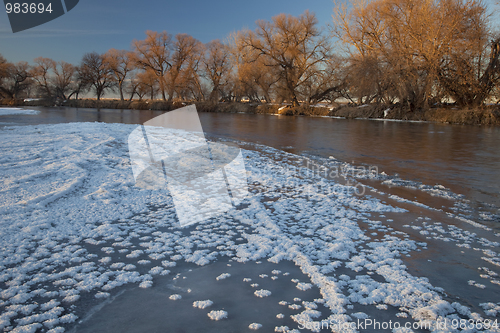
[1,122,499,332]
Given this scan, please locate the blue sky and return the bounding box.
[0,0,335,64]
[1,0,499,65]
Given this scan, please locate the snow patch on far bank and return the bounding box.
[0,108,40,116]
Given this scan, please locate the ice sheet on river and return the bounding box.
[0,122,499,332]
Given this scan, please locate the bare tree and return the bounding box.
[341,54,397,105]
[178,48,206,101]
[80,52,114,100]
[126,70,153,101]
[333,0,493,109]
[70,65,91,100]
[53,61,76,100]
[133,30,172,101]
[31,57,56,98]
[135,68,160,100]
[0,61,32,99]
[239,56,276,102]
[0,54,9,78]
[241,11,332,106]
[0,55,13,98]
[103,49,135,101]
[166,33,201,101]
[307,55,348,104]
[438,35,500,107]
[202,40,232,102]
[231,32,278,102]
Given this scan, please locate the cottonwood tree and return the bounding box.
[0,61,32,99]
[241,11,332,106]
[334,0,423,109]
[182,54,206,101]
[103,49,135,101]
[175,46,206,101]
[127,71,153,101]
[342,54,398,105]
[53,61,76,100]
[0,55,13,98]
[231,32,277,102]
[0,55,9,78]
[238,56,276,102]
[439,35,500,106]
[166,33,202,101]
[307,55,348,104]
[133,30,172,101]
[31,57,56,98]
[333,0,493,109]
[133,68,160,100]
[126,72,142,101]
[202,40,232,102]
[70,65,91,100]
[79,52,114,100]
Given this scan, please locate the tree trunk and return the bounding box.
[119,81,124,101]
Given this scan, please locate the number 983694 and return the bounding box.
[5,3,53,14]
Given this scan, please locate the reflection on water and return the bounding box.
[198,113,500,209]
[0,107,166,125]
[3,106,500,211]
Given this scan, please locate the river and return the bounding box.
[2,106,499,228]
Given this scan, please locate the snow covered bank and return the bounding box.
[0,108,40,116]
[0,122,499,332]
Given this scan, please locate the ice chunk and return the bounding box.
[207,310,228,321]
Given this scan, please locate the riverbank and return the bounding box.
[331,104,500,126]
[2,98,500,126]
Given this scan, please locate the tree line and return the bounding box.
[1,0,499,110]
